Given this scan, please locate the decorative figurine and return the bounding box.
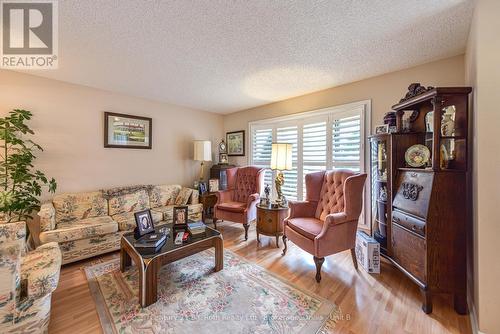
[264,184,271,200]
[441,106,456,136]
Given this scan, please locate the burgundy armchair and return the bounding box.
[282,169,367,282]
[214,166,264,240]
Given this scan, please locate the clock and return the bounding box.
[218,139,227,153]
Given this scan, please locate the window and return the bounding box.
[249,100,369,204]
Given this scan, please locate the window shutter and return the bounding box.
[276,125,298,200]
[331,112,361,171]
[302,120,327,198]
[251,127,273,188]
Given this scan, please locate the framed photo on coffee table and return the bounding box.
[134,209,155,237]
[173,206,188,226]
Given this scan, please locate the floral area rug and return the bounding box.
[84,249,338,333]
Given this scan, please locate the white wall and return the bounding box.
[0,70,223,197]
[465,0,500,333]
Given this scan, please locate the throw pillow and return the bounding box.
[174,188,193,205]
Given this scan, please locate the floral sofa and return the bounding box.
[0,221,61,333]
[37,184,202,264]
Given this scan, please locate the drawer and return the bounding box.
[392,209,426,237]
[393,170,434,219]
[392,223,426,283]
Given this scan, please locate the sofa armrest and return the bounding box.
[38,202,56,232]
[21,242,61,300]
[215,190,234,204]
[288,200,317,219]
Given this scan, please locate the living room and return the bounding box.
[0,1,498,333]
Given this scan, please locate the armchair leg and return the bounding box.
[350,248,358,270]
[243,223,249,241]
[313,256,325,283]
[282,235,287,256]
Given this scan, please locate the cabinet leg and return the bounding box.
[313,256,325,283]
[243,223,249,241]
[282,235,288,256]
[213,219,217,230]
[256,230,260,243]
[420,288,433,314]
[275,235,280,248]
[454,292,468,315]
[350,248,358,270]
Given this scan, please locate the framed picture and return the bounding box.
[104,112,152,149]
[219,153,228,164]
[198,182,207,194]
[134,209,155,237]
[226,130,245,156]
[173,206,188,226]
[209,179,219,192]
[375,124,389,134]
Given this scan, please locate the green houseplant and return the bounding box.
[0,109,57,223]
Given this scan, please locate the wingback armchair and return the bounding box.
[214,166,264,240]
[282,169,367,282]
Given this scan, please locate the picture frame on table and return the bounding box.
[209,179,219,192]
[173,206,189,226]
[375,124,389,134]
[226,130,245,156]
[134,209,155,238]
[104,112,152,149]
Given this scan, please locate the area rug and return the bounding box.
[84,249,338,333]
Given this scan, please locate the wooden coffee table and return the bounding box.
[120,223,223,307]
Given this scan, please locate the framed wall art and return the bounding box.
[104,112,152,149]
[226,130,245,156]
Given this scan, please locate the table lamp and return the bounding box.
[270,143,293,205]
[194,140,212,181]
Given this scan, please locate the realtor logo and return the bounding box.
[1,0,58,68]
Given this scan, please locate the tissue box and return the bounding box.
[355,231,380,274]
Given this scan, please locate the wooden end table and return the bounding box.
[120,223,223,307]
[200,192,218,228]
[256,204,289,248]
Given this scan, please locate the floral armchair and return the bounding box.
[214,166,264,240]
[282,170,367,282]
[0,221,61,333]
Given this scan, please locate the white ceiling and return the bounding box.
[24,0,473,114]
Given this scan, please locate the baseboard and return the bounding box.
[468,290,481,334]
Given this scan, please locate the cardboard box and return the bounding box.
[355,231,380,274]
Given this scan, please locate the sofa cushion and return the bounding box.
[149,185,182,208]
[174,188,193,205]
[108,189,150,216]
[287,217,324,240]
[217,201,246,213]
[39,216,117,243]
[152,204,203,223]
[112,210,163,231]
[53,191,107,224]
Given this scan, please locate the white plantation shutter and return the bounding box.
[332,110,362,171]
[251,127,273,187]
[302,120,327,199]
[250,101,367,204]
[276,125,298,200]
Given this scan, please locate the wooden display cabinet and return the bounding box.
[370,86,472,315]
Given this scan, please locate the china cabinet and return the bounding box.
[369,86,472,314]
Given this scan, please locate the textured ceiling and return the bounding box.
[23,0,473,113]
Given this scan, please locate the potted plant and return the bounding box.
[0,109,57,224]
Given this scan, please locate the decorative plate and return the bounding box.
[405,144,430,167]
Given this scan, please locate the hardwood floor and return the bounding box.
[49,222,472,333]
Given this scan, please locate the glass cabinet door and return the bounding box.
[370,136,389,249]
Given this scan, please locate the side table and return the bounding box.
[200,192,218,228]
[256,204,289,248]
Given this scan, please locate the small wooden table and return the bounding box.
[200,192,218,228]
[120,223,223,307]
[256,204,289,248]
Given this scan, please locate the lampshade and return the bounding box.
[270,143,293,171]
[193,140,212,161]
